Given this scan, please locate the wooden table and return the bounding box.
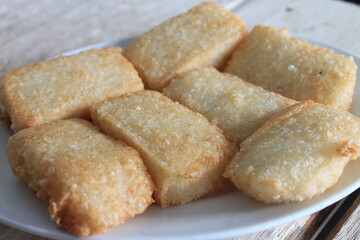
[0,0,359,239]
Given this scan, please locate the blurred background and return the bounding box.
[0,0,359,80]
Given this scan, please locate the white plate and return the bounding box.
[0,38,359,240]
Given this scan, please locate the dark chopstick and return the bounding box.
[311,188,359,240]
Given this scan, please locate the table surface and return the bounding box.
[0,0,359,239]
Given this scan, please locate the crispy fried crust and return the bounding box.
[7,119,154,237]
[0,47,143,132]
[224,101,360,203]
[90,90,237,207]
[163,67,297,144]
[124,2,247,90]
[225,25,357,109]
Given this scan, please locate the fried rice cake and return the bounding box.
[225,25,357,110]
[124,2,247,90]
[0,46,143,132]
[163,67,297,144]
[90,90,236,207]
[7,119,154,237]
[224,101,360,203]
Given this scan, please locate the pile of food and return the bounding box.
[0,2,358,238]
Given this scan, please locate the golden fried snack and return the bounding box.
[225,25,357,109]
[7,119,154,237]
[90,90,236,207]
[0,46,143,132]
[163,67,297,144]
[124,2,247,90]
[224,101,360,203]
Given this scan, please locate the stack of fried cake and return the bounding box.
[1,2,359,238]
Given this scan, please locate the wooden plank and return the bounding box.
[0,227,50,240]
[330,193,360,240]
[0,0,242,80]
[0,223,11,236]
[232,0,360,56]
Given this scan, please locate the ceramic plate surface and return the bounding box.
[0,38,359,240]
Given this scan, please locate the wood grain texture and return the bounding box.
[0,225,49,240]
[0,0,359,239]
[1,0,359,79]
[233,0,360,56]
[0,0,243,80]
[331,193,360,240]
